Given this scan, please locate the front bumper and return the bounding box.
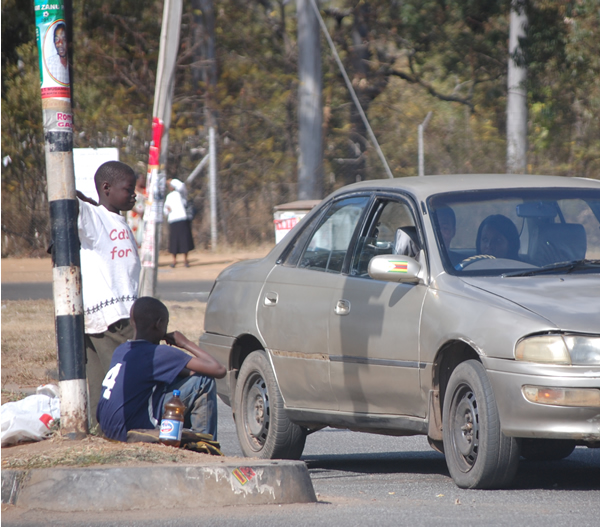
[483,357,600,441]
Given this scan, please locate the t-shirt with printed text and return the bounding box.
[96,340,191,442]
[78,200,141,334]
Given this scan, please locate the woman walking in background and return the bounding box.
[163,178,195,268]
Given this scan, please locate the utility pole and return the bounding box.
[194,0,219,250]
[297,0,323,199]
[310,0,393,180]
[208,127,218,248]
[507,0,528,174]
[139,0,182,296]
[34,0,87,438]
[418,112,432,177]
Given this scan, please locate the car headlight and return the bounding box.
[515,334,600,365]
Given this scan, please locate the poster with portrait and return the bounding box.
[35,2,70,100]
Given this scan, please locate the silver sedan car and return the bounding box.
[200,174,600,489]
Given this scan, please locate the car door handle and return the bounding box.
[264,291,278,306]
[334,299,351,316]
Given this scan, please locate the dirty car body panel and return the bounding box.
[200,174,600,489]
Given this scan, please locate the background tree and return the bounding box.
[2,0,599,256]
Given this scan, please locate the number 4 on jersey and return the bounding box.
[101,363,122,400]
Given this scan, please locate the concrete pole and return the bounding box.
[297,0,323,200]
[208,127,218,249]
[186,153,210,185]
[139,0,182,297]
[418,112,432,177]
[507,0,528,174]
[34,0,87,438]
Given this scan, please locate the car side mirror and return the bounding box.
[368,254,422,284]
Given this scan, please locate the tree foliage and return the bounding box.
[1,0,599,255]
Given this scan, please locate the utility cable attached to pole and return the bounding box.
[309,0,394,179]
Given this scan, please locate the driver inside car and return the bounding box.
[476,214,520,260]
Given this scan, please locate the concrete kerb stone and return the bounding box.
[2,460,317,511]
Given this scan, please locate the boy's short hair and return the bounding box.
[131,297,169,330]
[94,161,135,193]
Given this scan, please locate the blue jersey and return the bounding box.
[97,340,191,442]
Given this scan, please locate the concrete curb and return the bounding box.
[2,460,316,511]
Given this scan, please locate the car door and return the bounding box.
[256,195,371,411]
[328,196,428,417]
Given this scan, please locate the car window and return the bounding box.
[350,199,418,278]
[429,188,600,275]
[297,196,370,273]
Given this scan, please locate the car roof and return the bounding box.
[329,174,600,202]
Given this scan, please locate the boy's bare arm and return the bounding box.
[164,331,226,379]
[76,190,98,206]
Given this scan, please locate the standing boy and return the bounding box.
[97,297,226,442]
[77,161,140,427]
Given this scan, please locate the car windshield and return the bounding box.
[428,187,600,276]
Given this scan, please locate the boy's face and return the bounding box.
[103,173,137,213]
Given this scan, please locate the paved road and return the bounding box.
[5,397,600,526]
[4,281,599,525]
[1,280,214,302]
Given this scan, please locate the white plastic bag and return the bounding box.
[1,384,61,447]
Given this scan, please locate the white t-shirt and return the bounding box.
[78,200,141,334]
[163,190,187,223]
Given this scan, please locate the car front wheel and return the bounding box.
[234,350,306,460]
[443,360,520,489]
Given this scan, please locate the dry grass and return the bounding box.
[1,299,217,469]
[0,299,206,405]
[1,432,223,470]
[1,300,57,402]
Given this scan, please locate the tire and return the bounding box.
[442,360,520,489]
[234,350,306,459]
[520,439,576,461]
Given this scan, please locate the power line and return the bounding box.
[309,0,394,179]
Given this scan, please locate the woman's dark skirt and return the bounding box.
[168,220,195,255]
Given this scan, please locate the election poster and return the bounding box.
[35,2,71,100]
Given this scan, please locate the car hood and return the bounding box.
[461,275,600,334]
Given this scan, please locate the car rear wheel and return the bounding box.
[443,360,520,489]
[520,439,576,461]
[234,350,306,460]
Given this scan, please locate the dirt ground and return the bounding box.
[0,246,271,470]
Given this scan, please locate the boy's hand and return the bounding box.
[165,330,226,380]
[164,331,178,346]
[164,331,187,348]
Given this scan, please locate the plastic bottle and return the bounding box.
[159,390,185,447]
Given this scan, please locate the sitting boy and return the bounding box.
[96,297,226,442]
